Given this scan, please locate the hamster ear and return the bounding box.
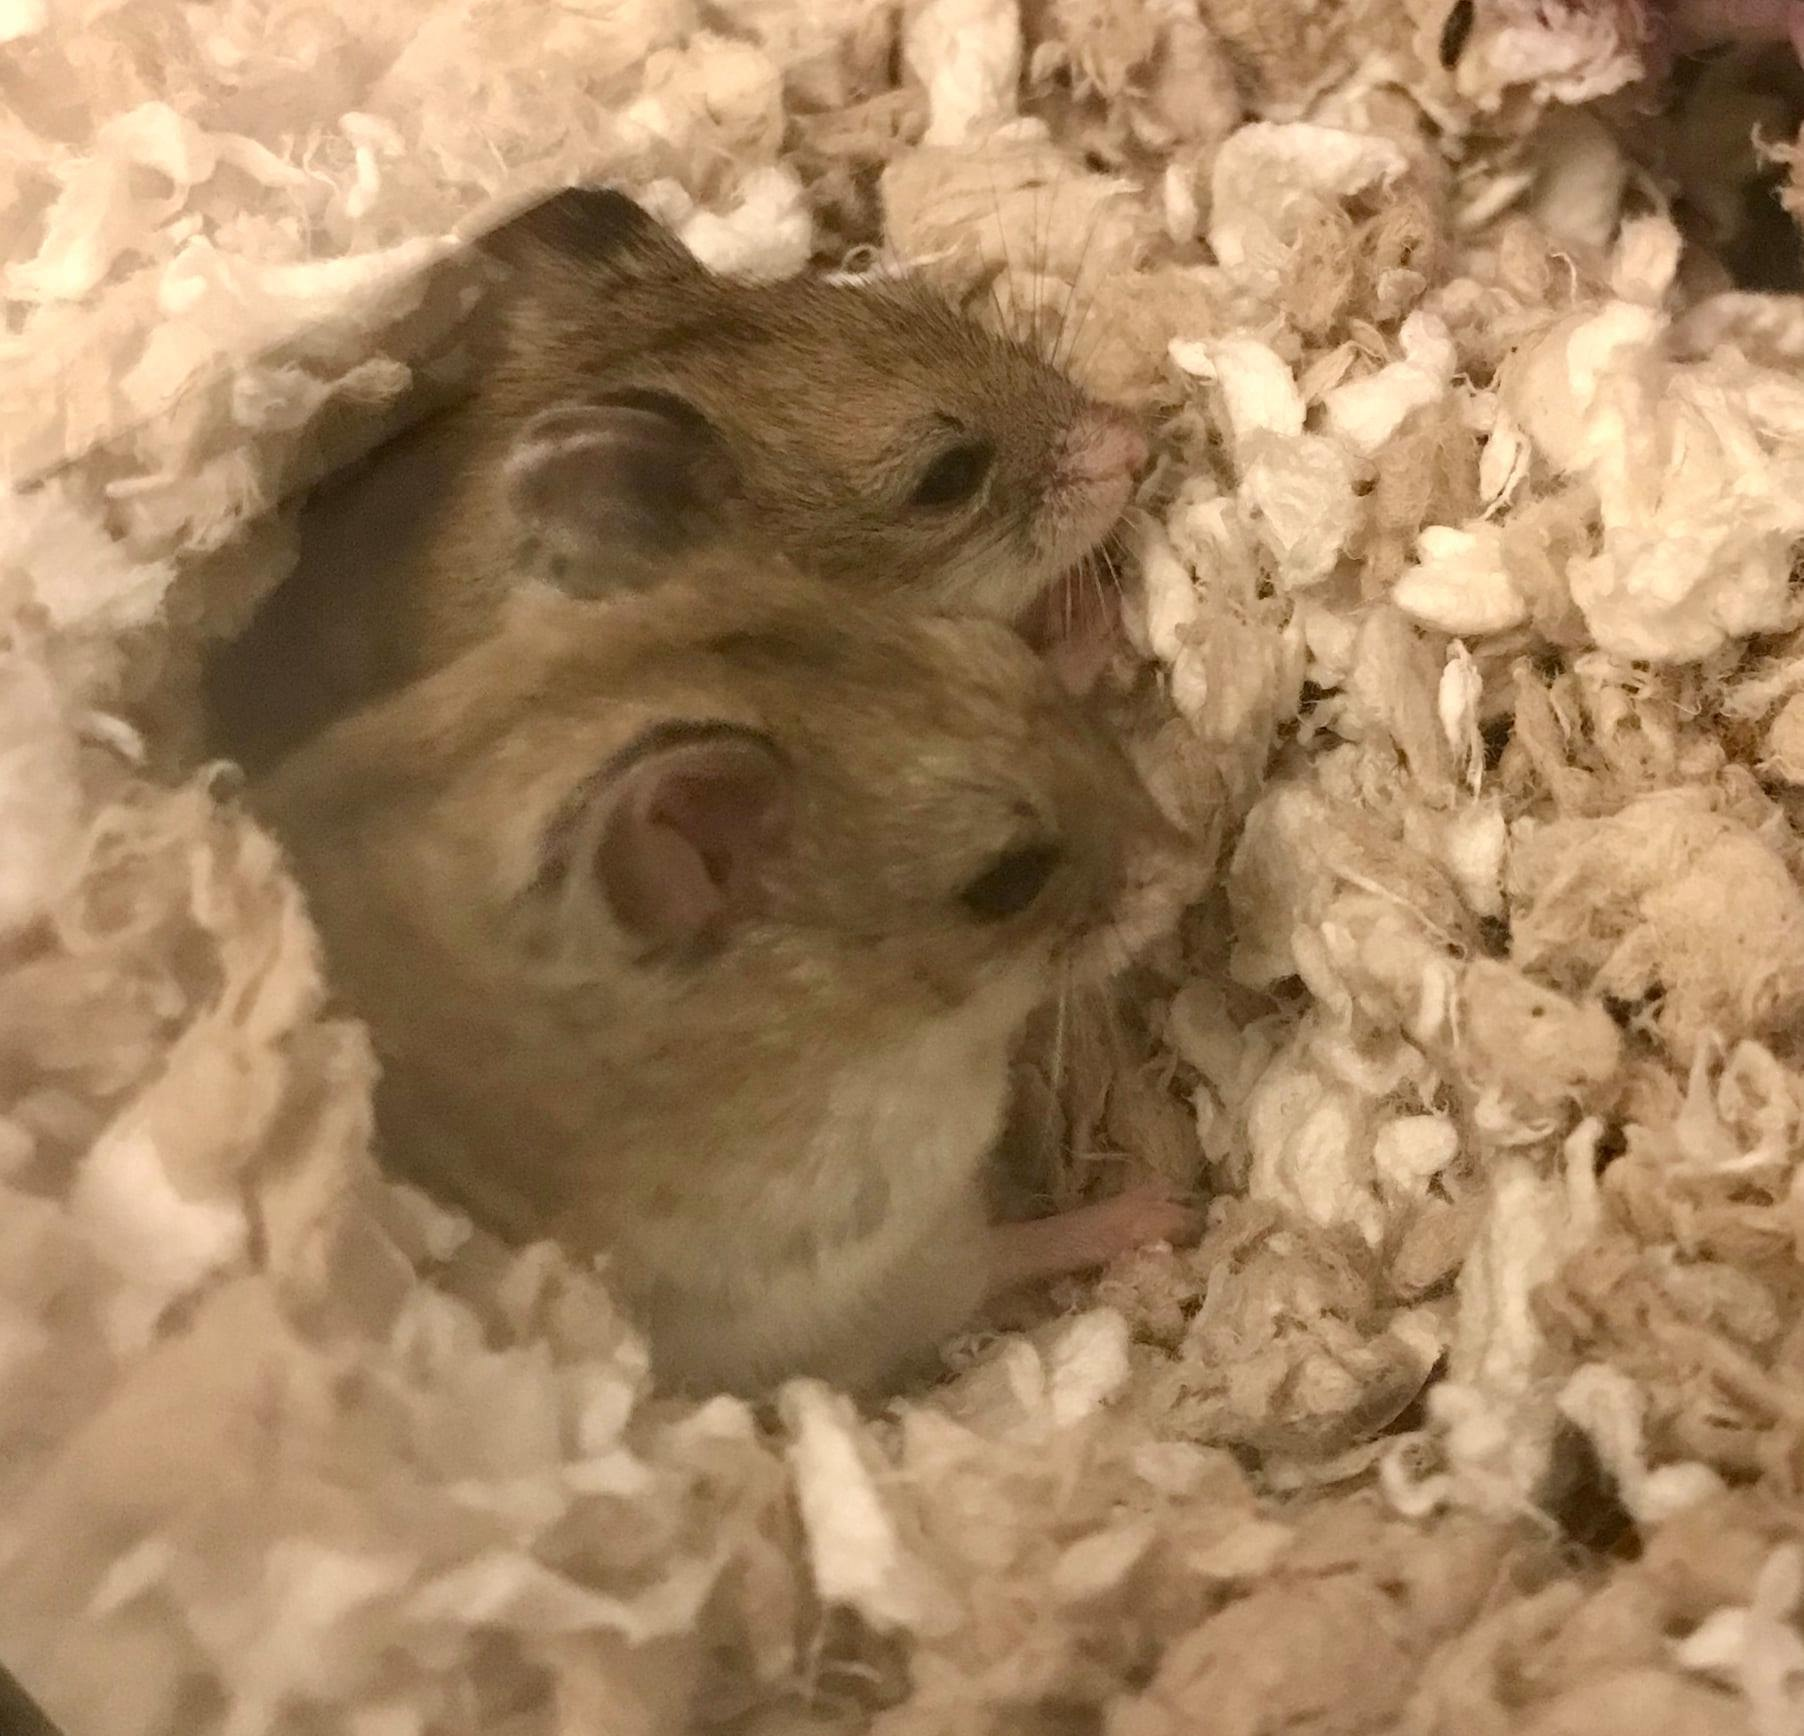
[478,185,702,284]
[594,727,792,949]
[504,397,743,593]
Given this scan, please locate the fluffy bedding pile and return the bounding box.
[6,1,1804,1731]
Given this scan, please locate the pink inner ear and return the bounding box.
[598,737,791,946]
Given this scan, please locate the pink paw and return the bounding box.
[1089,1182,1203,1260]
[987,1181,1201,1296]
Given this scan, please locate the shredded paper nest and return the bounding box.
[6,1,1804,1731]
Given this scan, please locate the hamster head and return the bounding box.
[268,568,1197,1063]
[480,189,1149,659]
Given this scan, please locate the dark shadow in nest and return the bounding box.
[1669,46,1804,293]
[0,1656,66,1736]
[1537,1420,1642,1562]
[1720,163,1804,291]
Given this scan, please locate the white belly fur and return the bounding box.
[639,983,1028,1394]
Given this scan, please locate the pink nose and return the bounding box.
[1062,407,1150,489]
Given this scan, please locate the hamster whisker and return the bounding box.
[1027,161,1086,366]
[978,148,1028,349]
[1058,212,1118,378]
[1093,543,1125,602]
[1054,198,1109,375]
[1118,504,1162,556]
[1093,563,1117,626]
[1044,981,1073,1133]
[1060,283,1111,385]
[1078,553,1110,625]
[1056,283,1096,377]
[1040,162,1077,361]
[1044,971,1089,1053]
[983,271,1013,343]
[1030,162,1048,353]
[1072,552,1095,617]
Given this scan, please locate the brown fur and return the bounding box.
[209,189,1140,771]
[251,563,1198,1396]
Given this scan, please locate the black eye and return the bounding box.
[960,843,1062,921]
[911,439,994,509]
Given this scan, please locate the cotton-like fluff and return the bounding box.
[1511,791,1804,1064]
[6,0,1804,1732]
[1496,222,1804,662]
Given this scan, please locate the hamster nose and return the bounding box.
[1062,407,1151,490]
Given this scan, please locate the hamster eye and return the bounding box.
[960,842,1062,921]
[911,439,994,509]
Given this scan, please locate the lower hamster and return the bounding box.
[252,564,1199,1397]
[209,185,1148,769]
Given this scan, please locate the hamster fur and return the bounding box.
[251,563,1200,1397]
[209,186,1149,770]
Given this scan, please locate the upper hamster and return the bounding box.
[252,562,1198,1397]
[210,186,1149,767]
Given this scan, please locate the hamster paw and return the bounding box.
[1097,1181,1202,1252]
[987,1182,1201,1295]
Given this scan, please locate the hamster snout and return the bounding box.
[1052,406,1151,544]
[1013,403,1150,687]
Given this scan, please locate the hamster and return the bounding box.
[252,563,1200,1397]
[209,186,1149,769]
